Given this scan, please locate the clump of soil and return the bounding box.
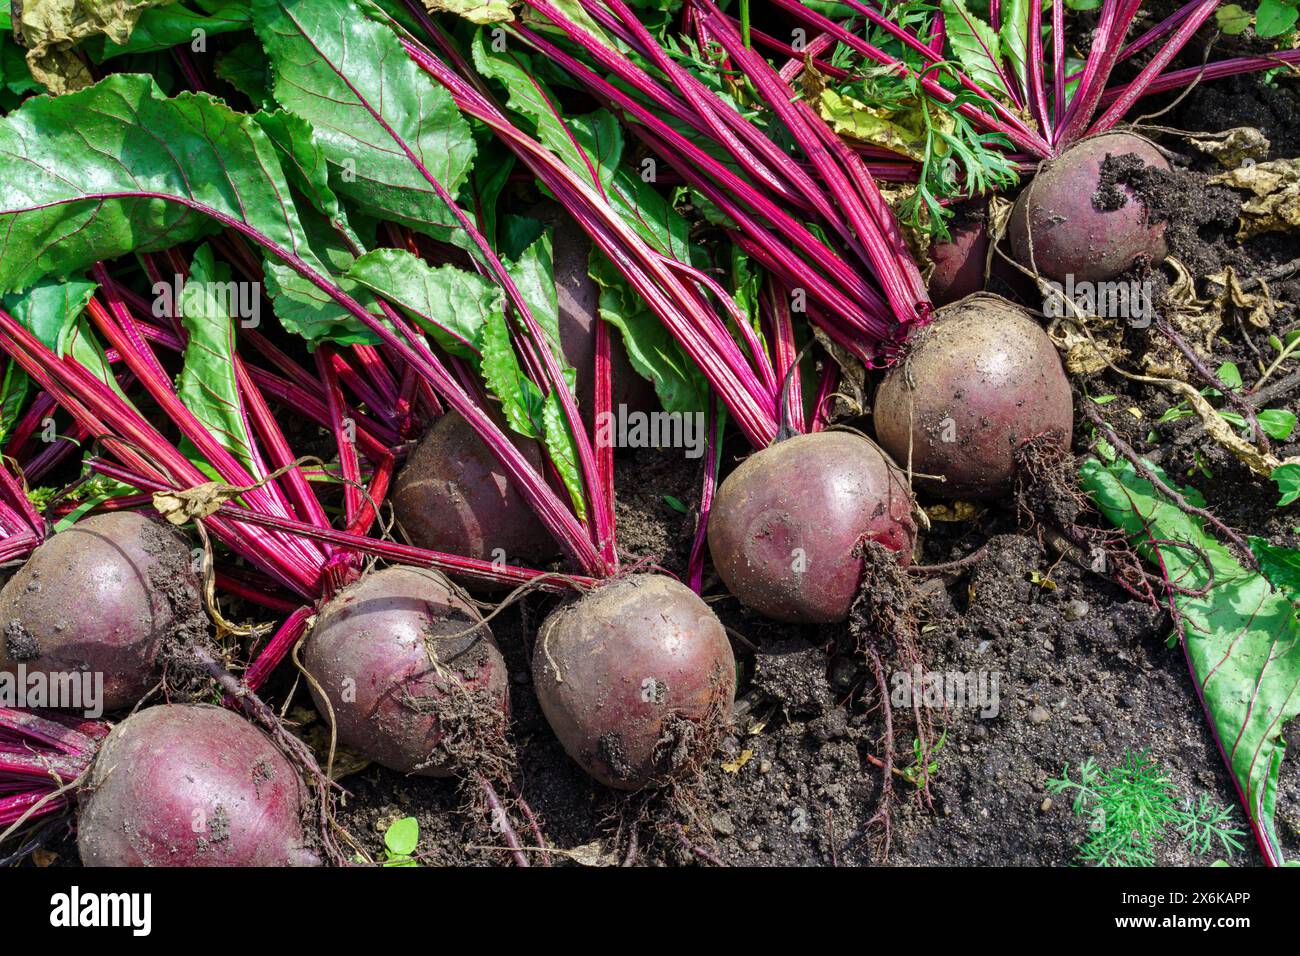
[751,638,835,717]
[1098,152,1247,276]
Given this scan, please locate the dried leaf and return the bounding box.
[1166,256,1215,315]
[422,0,513,23]
[563,841,620,867]
[1211,159,1300,238]
[1142,258,1220,378]
[923,500,982,522]
[1047,317,1127,375]
[810,326,866,422]
[985,194,1015,244]
[152,482,239,525]
[816,87,931,163]
[800,58,828,100]
[1166,377,1295,477]
[721,749,753,773]
[1205,266,1277,329]
[1183,127,1270,169]
[878,180,932,265]
[17,0,171,94]
[1029,570,1057,590]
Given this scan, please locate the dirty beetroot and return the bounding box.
[708,432,916,624]
[302,566,510,778]
[1009,133,1172,284]
[77,704,319,867]
[0,512,206,712]
[533,575,736,790]
[874,295,1074,501]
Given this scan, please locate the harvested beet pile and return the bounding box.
[0,0,1296,873]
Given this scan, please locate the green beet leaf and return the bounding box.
[252,0,476,245]
[177,243,260,476]
[1081,456,1300,864]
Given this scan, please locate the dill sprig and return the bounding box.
[824,62,1019,240]
[1047,751,1246,867]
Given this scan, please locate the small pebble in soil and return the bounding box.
[1063,599,1090,621]
[1028,705,1051,724]
[711,812,735,837]
[1041,798,1054,813]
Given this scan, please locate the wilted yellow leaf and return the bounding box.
[422,0,513,23]
[721,749,753,773]
[924,501,981,522]
[1211,159,1300,238]
[18,0,171,93]
[1029,571,1057,591]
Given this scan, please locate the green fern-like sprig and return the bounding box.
[826,62,1019,240]
[1047,751,1246,867]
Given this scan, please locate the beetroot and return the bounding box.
[533,575,735,790]
[928,200,1034,306]
[928,207,991,306]
[1009,132,1170,283]
[530,201,657,427]
[77,703,319,867]
[391,412,558,570]
[707,432,916,624]
[874,294,1073,500]
[0,512,204,712]
[301,565,509,777]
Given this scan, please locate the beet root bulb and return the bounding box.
[77,703,319,867]
[533,575,735,790]
[1009,132,1170,284]
[708,432,916,624]
[928,208,991,306]
[0,512,205,713]
[391,413,559,574]
[873,293,1073,500]
[302,565,509,777]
